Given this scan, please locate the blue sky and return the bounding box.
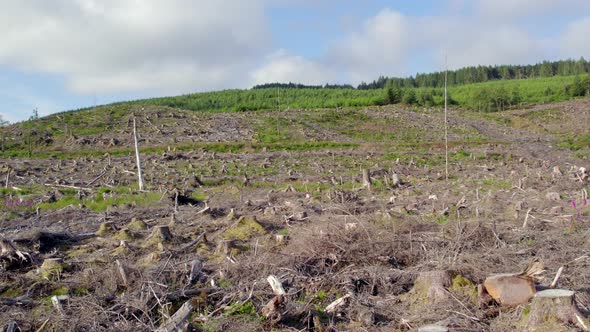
[1,0,589,123]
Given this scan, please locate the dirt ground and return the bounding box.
[1,100,589,331]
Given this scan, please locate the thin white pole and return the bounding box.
[444,56,449,181]
[276,87,280,135]
[133,115,145,190]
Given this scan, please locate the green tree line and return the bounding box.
[358,58,589,89]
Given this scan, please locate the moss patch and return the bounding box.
[51,286,69,296]
[113,228,137,241]
[40,259,66,281]
[222,216,266,241]
[450,275,478,300]
[126,218,148,231]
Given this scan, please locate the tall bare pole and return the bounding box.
[444,56,449,181]
[133,114,145,190]
[276,86,280,136]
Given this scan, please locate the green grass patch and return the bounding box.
[224,301,259,318]
[559,134,590,151]
[38,190,161,212]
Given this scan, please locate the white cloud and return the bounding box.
[559,18,590,59]
[426,19,542,69]
[328,9,410,82]
[323,8,545,82]
[0,0,269,94]
[250,50,336,86]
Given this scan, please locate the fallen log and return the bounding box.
[175,232,206,254]
[162,287,219,302]
[325,294,351,314]
[0,297,33,306]
[14,231,95,253]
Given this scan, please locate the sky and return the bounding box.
[1,0,590,123]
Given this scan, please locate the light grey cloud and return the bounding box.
[0,0,269,94]
[327,9,411,82]
[321,8,546,83]
[559,18,590,59]
[250,50,337,86]
[423,18,543,70]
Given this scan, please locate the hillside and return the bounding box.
[2,75,588,159]
[0,84,590,330]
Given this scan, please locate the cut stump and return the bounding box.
[523,289,589,331]
[96,221,116,236]
[40,258,65,281]
[407,271,452,304]
[150,225,173,242]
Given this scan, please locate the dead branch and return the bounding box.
[43,183,93,191]
[0,296,33,306]
[155,300,193,332]
[175,232,206,254]
[267,275,286,296]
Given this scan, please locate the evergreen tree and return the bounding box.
[402,89,417,105]
[418,89,434,106]
[29,108,39,121]
[510,85,522,106]
[384,79,403,104]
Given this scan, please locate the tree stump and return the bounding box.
[113,240,131,256]
[127,218,147,231]
[216,239,238,255]
[361,169,371,190]
[523,289,589,331]
[96,221,115,236]
[407,270,452,304]
[391,172,401,188]
[150,225,172,242]
[274,234,289,244]
[114,228,135,241]
[40,258,65,280]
